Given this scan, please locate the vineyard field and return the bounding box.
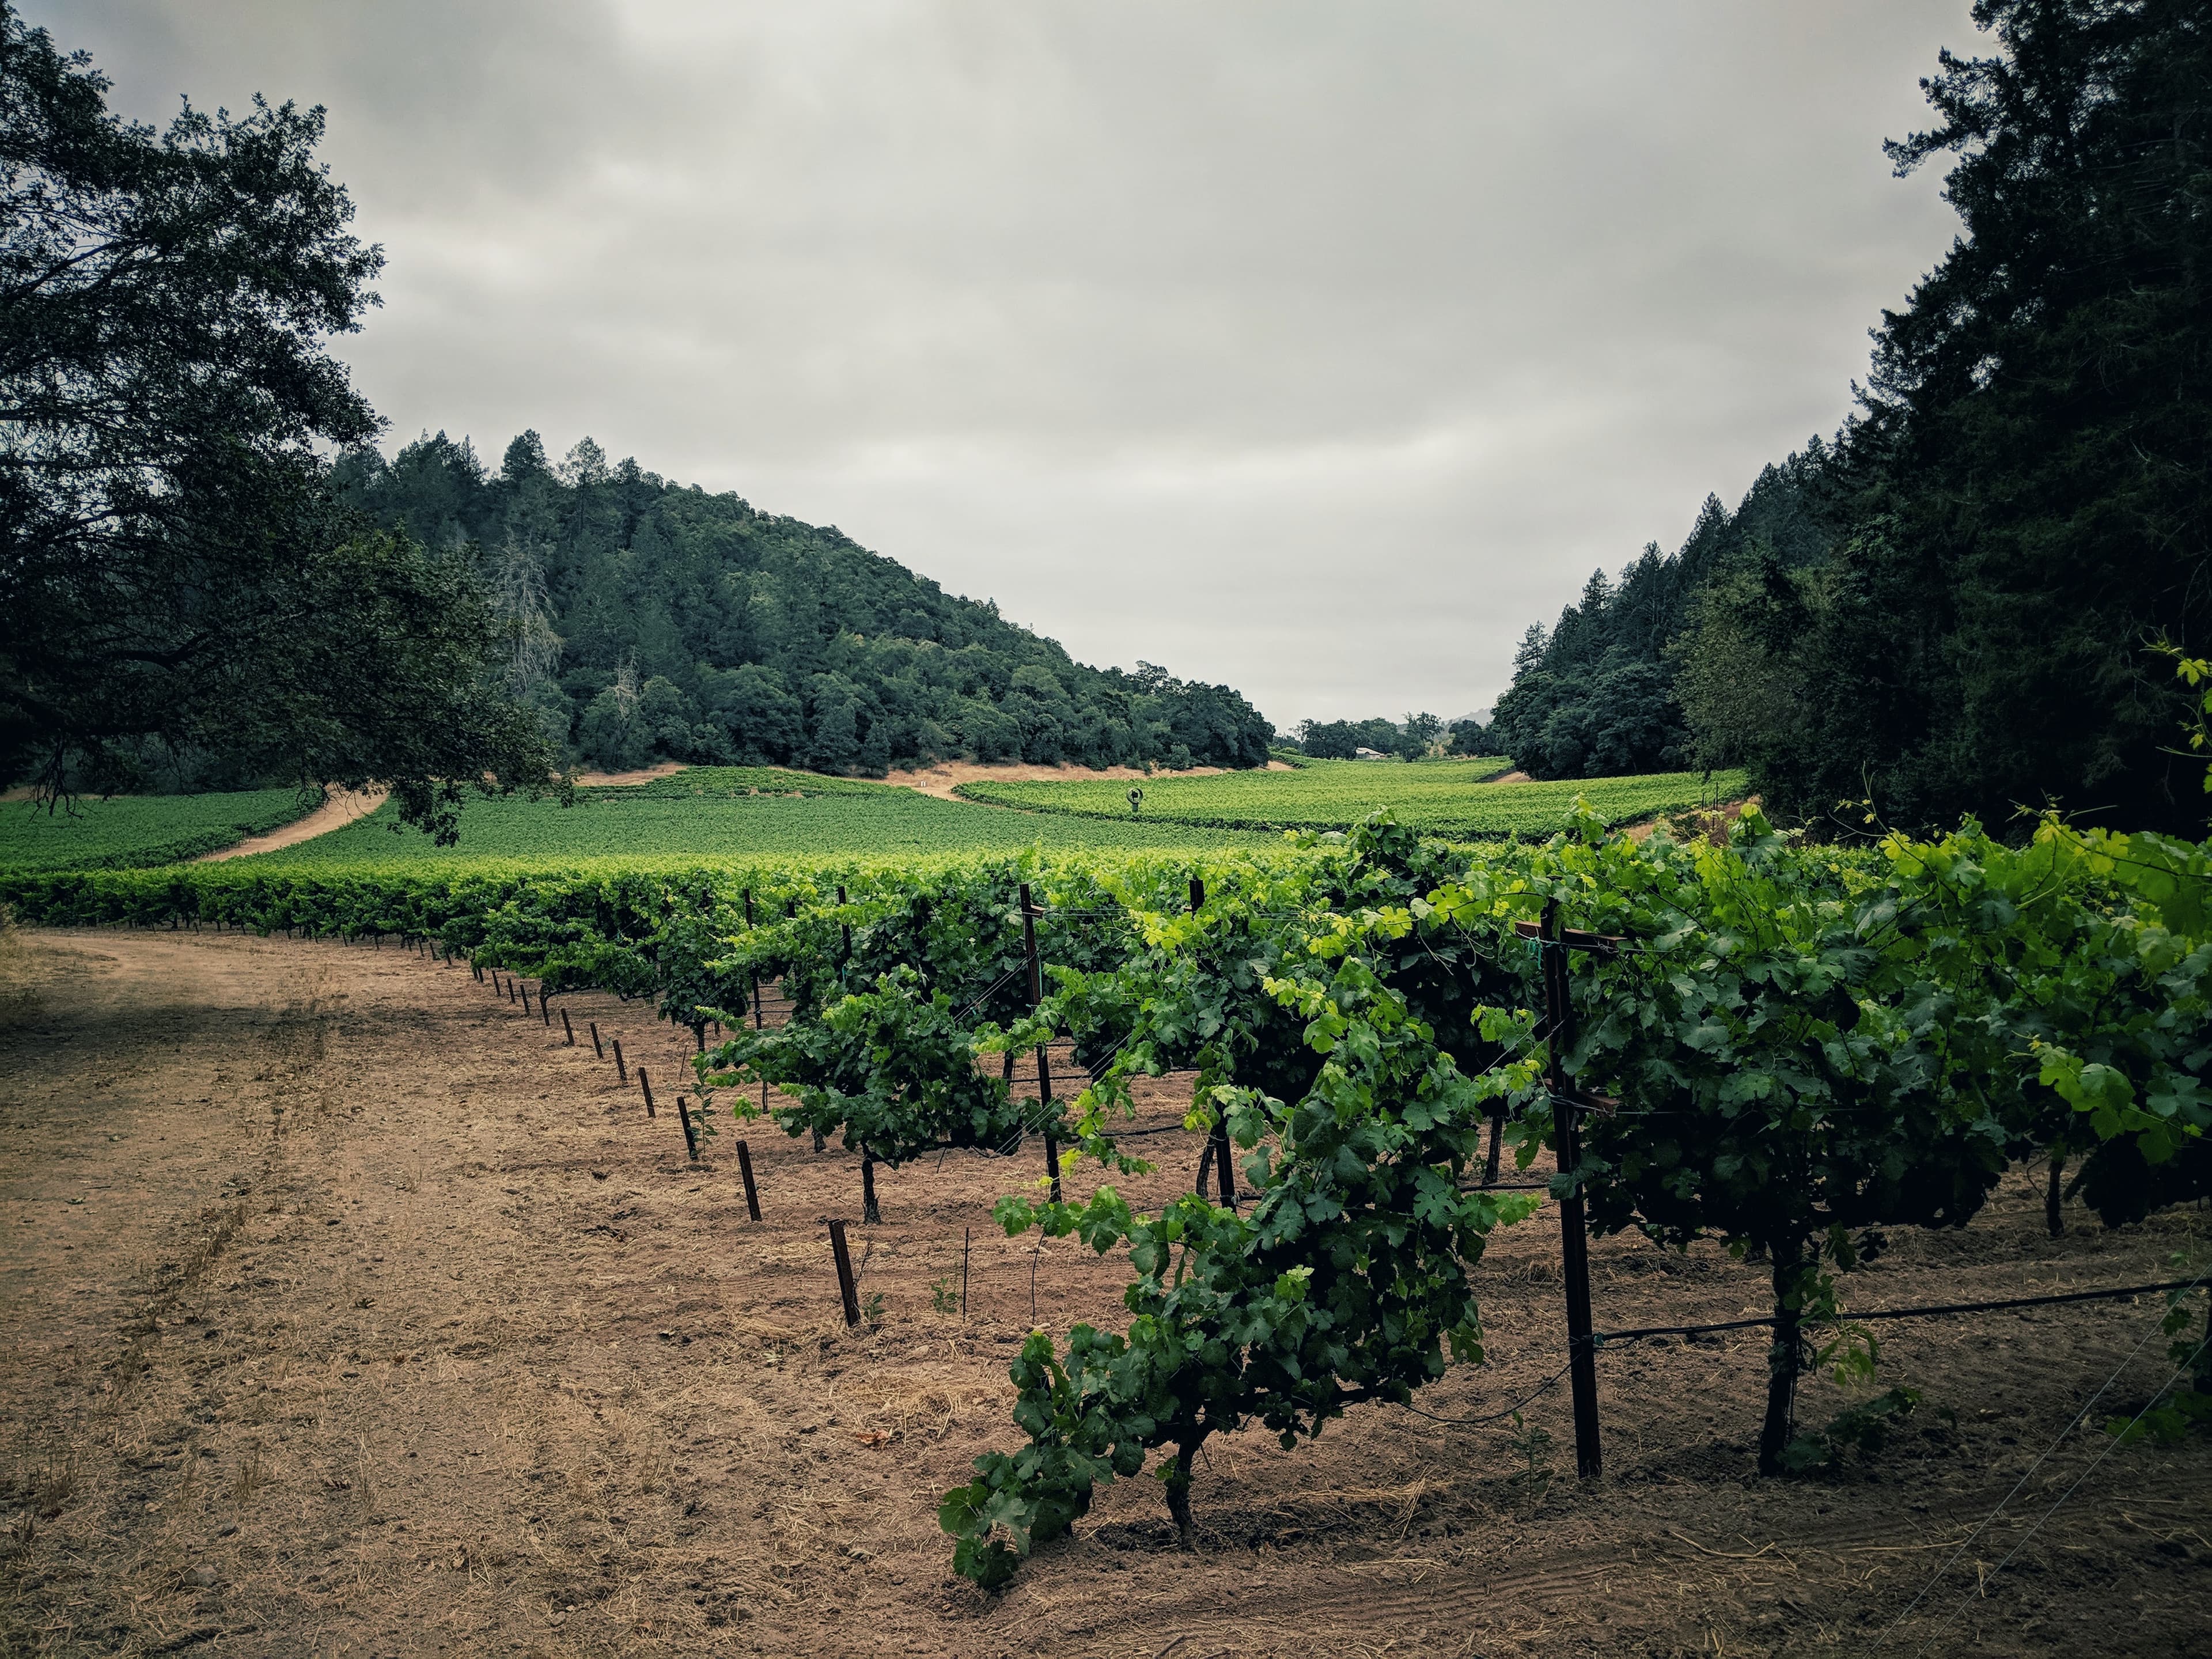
[241,782,1279,871]
[1,926,2202,1659]
[0,788,318,872]
[954,758,1746,839]
[596,765,901,798]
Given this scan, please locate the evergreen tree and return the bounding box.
[1675,0,2212,832]
[1487,454,1836,780]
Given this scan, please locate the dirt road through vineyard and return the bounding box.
[2,927,2207,1657]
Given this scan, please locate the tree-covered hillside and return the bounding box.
[334,433,1274,776]
[1487,448,1834,780]
[1490,0,2211,838]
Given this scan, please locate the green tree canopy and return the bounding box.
[0,9,555,833]
[334,437,1278,775]
[1500,1,2211,833]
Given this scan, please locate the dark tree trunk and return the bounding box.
[862,1154,880,1225]
[2046,1149,2066,1237]
[1483,1110,1504,1186]
[2198,1292,2212,1396]
[1163,1442,1197,1548]
[1757,1239,1806,1476]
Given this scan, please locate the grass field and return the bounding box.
[0,760,1749,878]
[0,787,316,872]
[242,782,1279,870]
[954,758,1747,839]
[598,765,896,797]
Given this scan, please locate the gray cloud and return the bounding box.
[33,0,1972,730]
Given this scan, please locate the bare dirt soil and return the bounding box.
[569,765,689,789]
[195,790,392,863]
[2,927,2208,1658]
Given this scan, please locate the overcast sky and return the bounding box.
[35,1,1976,733]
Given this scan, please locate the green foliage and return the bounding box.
[941,802,2212,1582]
[0,789,316,872]
[1489,456,1836,782]
[0,16,556,832]
[2103,1278,2212,1445]
[1426,803,2021,1471]
[700,968,1035,1165]
[232,782,1284,869]
[603,766,895,798]
[1885,819,2212,1228]
[1505,1411,1554,1513]
[930,1278,959,1315]
[336,433,1275,775]
[1668,1,2212,834]
[1291,714,1448,762]
[1779,1387,1925,1474]
[954,761,1737,841]
[940,819,1546,1580]
[1492,3,2212,834]
[694,862,1142,1168]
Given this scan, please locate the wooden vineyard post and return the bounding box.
[1515,898,1623,1483]
[961,1226,971,1318]
[675,1094,699,1161]
[745,890,769,1123]
[507,975,517,1006]
[562,1009,575,1046]
[1018,884,1062,1205]
[540,988,551,1028]
[638,1067,656,1118]
[789,897,824,1153]
[520,982,532,1015]
[1192,877,1234,1210]
[828,1220,862,1327]
[736,1139,761,1221]
[589,1021,604,1059]
[613,1038,628,1083]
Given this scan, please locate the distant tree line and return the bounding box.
[335,433,1275,776]
[1281,713,1491,762]
[1488,0,2212,837]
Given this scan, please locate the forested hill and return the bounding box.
[334,432,1273,775]
[1487,3,2210,838]
[1486,446,1834,779]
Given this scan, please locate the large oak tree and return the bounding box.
[0,7,554,838]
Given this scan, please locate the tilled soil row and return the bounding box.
[0,926,2207,1658]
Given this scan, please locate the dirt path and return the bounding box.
[196,788,391,862]
[570,763,688,789]
[1,928,2207,1657]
